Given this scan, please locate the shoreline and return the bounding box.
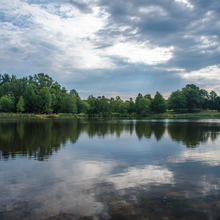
[1,111,220,120]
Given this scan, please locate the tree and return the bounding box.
[135,93,151,115]
[151,92,167,113]
[60,94,77,113]
[168,90,186,112]
[37,87,52,113]
[200,89,209,109]
[0,95,14,112]
[16,96,25,112]
[33,73,53,88]
[215,96,220,111]
[209,91,218,110]
[70,89,79,97]
[182,84,201,112]
[23,84,38,112]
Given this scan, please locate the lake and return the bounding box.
[1,119,220,220]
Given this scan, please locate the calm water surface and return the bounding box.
[1,119,220,219]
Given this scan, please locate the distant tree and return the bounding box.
[33,73,53,88]
[182,84,201,112]
[0,95,14,112]
[37,87,52,113]
[127,98,135,114]
[168,90,186,112]
[215,96,220,111]
[87,95,97,114]
[135,93,151,115]
[151,92,167,113]
[70,89,79,97]
[199,89,209,109]
[78,100,90,113]
[60,94,77,113]
[144,94,152,101]
[209,91,218,110]
[23,84,38,112]
[16,96,25,112]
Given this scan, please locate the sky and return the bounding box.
[0,0,220,98]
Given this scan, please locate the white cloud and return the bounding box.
[0,0,113,79]
[175,0,194,9]
[180,65,220,92]
[105,42,174,65]
[170,140,220,167]
[108,165,174,190]
[0,0,174,83]
[139,6,168,16]
[182,65,220,81]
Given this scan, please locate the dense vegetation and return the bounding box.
[0,73,220,115]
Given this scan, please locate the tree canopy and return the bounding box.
[0,73,220,115]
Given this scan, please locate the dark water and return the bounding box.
[1,119,220,220]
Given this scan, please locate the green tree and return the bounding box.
[135,93,151,115]
[209,90,218,110]
[151,92,167,113]
[23,84,38,112]
[200,89,209,109]
[182,84,201,112]
[168,90,186,112]
[0,95,14,112]
[60,94,77,113]
[215,96,220,111]
[16,96,25,112]
[33,73,53,88]
[37,87,52,113]
[70,89,79,97]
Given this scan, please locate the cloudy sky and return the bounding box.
[0,0,220,98]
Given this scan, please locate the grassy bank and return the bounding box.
[0,113,79,120]
[1,111,220,120]
[150,110,220,119]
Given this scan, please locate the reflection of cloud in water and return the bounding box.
[107,165,174,190]
[36,158,116,218]
[170,142,220,166]
[0,157,115,219]
[199,175,220,195]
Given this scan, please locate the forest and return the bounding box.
[0,73,220,115]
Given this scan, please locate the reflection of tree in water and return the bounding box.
[85,120,135,138]
[1,120,220,160]
[0,120,81,160]
[135,121,166,141]
[167,122,220,147]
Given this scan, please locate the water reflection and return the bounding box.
[1,120,220,219]
[0,120,220,160]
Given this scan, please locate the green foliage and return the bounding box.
[168,90,186,112]
[60,94,77,113]
[16,96,25,112]
[182,84,201,112]
[135,93,151,115]
[151,92,167,113]
[37,87,52,113]
[1,74,220,115]
[0,95,14,112]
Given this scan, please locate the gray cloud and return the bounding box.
[0,0,220,96]
[97,0,220,71]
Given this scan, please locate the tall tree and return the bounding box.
[168,90,186,112]
[182,84,201,112]
[60,94,77,113]
[37,87,52,113]
[16,96,25,112]
[151,92,167,113]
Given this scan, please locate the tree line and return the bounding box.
[0,73,220,115]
